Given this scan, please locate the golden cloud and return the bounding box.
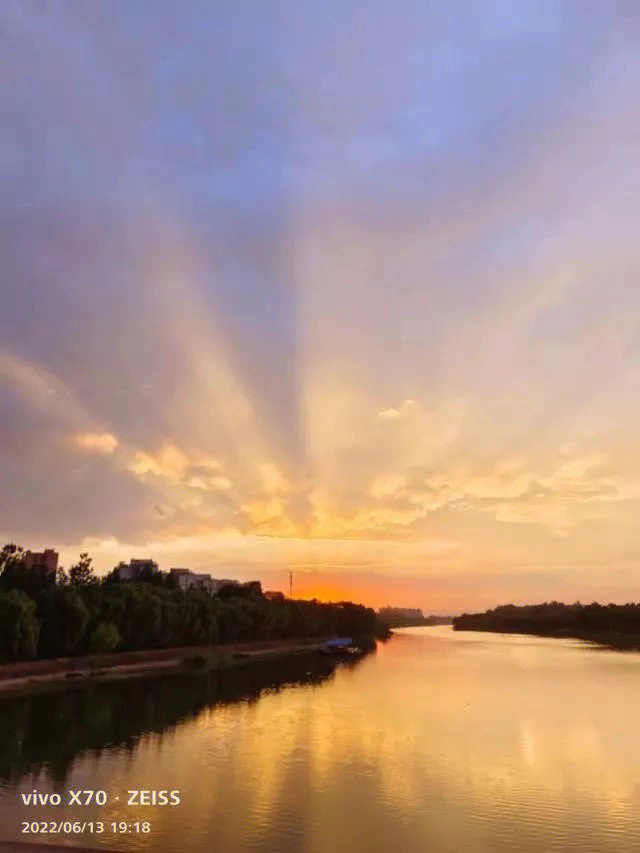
[377,399,415,420]
[74,432,119,454]
[129,443,191,479]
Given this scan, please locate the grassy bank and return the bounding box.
[0,636,354,694]
[0,844,116,853]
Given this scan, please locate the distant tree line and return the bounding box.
[0,544,385,662]
[453,602,640,648]
[377,607,452,628]
[378,607,425,628]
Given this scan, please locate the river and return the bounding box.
[1,627,640,852]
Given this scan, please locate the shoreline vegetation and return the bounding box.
[0,544,389,691]
[377,607,453,629]
[0,636,366,694]
[0,844,115,853]
[453,602,640,651]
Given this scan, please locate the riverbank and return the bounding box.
[456,626,640,652]
[0,844,116,853]
[0,637,346,694]
[453,602,640,652]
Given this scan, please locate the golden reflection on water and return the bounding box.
[3,628,640,852]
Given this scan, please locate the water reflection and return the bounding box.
[0,653,354,786]
[2,629,640,852]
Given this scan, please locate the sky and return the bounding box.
[1,1,640,612]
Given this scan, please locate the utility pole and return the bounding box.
[289,570,293,599]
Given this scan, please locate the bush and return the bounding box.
[88,622,121,653]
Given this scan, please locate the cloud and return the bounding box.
[128,443,234,498]
[553,454,609,481]
[186,475,231,491]
[370,473,408,499]
[74,432,118,454]
[377,400,416,420]
[2,3,640,608]
[129,444,191,479]
[259,461,291,494]
[240,499,298,537]
[0,351,89,428]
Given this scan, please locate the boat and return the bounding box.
[319,637,362,656]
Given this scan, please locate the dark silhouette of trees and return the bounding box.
[0,590,39,659]
[0,544,24,580]
[0,543,54,600]
[37,585,90,657]
[453,601,640,648]
[0,542,386,662]
[68,552,97,587]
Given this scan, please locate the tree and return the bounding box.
[0,590,40,660]
[1,544,36,599]
[0,544,55,600]
[38,586,89,657]
[68,553,96,587]
[101,567,121,584]
[0,542,385,660]
[88,622,121,653]
[0,543,25,583]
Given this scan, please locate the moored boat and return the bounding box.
[319,637,362,656]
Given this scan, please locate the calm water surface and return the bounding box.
[2,627,640,852]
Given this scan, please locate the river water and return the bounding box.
[1,626,640,852]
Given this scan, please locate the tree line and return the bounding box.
[377,607,453,628]
[453,601,640,647]
[0,544,385,662]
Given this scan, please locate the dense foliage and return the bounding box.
[378,607,426,628]
[0,544,383,662]
[377,607,452,628]
[453,601,640,646]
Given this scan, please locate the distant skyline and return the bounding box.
[2,2,640,611]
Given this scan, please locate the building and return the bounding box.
[170,568,214,594]
[117,558,159,581]
[215,579,264,599]
[112,560,251,595]
[265,591,285,602]
[24,549,58,580]
[212,578,240,593]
